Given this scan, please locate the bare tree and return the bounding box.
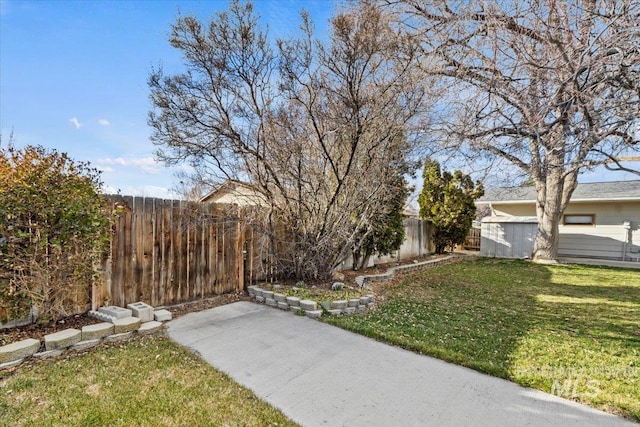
[390,0,640,261]
[168,170,208,201]
[149,1,427,278]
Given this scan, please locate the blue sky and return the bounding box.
[1,0,637,200]
[0,0,334,198]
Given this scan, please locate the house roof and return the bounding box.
[199,180,268,205]
[402,205,419,218]
[478,180,640,204]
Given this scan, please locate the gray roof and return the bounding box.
[479,180,640,203]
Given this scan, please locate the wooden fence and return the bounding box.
[464,227,481,251]
[93,196,265,310]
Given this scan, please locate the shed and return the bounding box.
[480,216,537,259]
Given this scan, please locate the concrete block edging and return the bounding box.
[248,254,466,319]
[247,288,374,319]
[1,302,170,369]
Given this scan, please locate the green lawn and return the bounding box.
[0,336,298,427]
[328,258,640,421]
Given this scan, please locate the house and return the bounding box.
[477,180,640,261]
[402,204,419,218]
[199,180,269,206]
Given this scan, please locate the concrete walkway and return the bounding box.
[166,302,636,427]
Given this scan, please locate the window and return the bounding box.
[563,214,595,226]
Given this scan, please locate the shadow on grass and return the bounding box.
[328,258,640,420]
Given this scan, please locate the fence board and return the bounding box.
[121,196,133,306]
[464,227,481,251]
[101,196,251,308]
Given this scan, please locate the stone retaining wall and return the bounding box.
[248,286,375,319]
[249,254,468,318]
[0,303,173,370]
[355,254,464,287]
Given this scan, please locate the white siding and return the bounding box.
[559,225,631,260]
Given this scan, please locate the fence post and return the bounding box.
[236,211,246,292]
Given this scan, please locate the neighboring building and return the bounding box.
[199,180,269,206]
[477,180,640,261]
[402,204,419,218]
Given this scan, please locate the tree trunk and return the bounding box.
[532,154,578,262]
[352,249,361,270]
[533,201,561,261]
[358,251,372,271]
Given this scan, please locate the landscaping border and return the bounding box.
[0,303,172,370]
[355,254,462,287]
[248,254,471,318]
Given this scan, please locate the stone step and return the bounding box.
[265,298,277,307]
[138,321,163,335]
[104,332,132,343]
[0,338,41,364]
[88,310,116,323]
[0,359,24,369]
[98,305,133,319]
[81,322,114,341]
[331,300,347,310]
[44,328,81,351]
[277,301,289,310]
[33,349,63,360]
[305,310,322,319]
[286,296,300,307]
[153,309,172,322]
[127,302,154,322]
[299,300,317,311]
[112,317,141,334]
[71,339,101,352]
